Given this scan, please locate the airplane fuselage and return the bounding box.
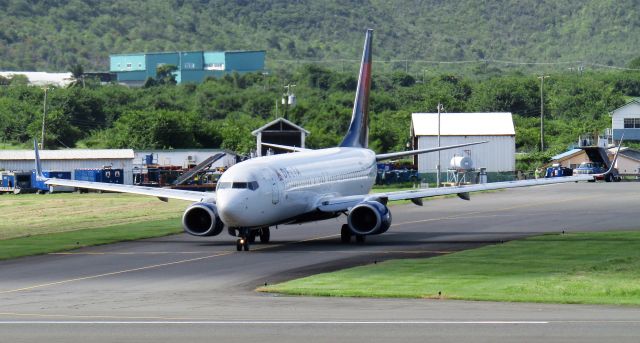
[216,147,377,228]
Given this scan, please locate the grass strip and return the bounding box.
[261,231,640,305]
[0,219,182,261]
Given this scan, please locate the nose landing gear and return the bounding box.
[235,227,271,251]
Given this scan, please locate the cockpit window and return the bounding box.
[248,181,259,190]
[232,182,248,189]
[217,182,232,190]
[217,181,259,191]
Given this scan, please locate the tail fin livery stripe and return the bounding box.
[340,29,373,148]
[33,138,43,179]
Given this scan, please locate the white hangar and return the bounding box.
[411,112,516,178]
[0,149,135,184]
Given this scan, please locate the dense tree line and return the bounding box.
[1,66,638,172]
[1,0,640,73]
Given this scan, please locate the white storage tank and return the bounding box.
[450,155,473,170]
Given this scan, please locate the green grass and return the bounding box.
[0,193,190,240]
[0,219,182,260]
[261,231,640,305]
[0,193,191,260]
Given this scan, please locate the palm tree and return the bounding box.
[68,63,85,87]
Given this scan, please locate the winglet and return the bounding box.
[340,29,373,148]
[33,138,45,180]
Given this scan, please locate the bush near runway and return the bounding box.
[0,193,190,260]
[262,231,640,305]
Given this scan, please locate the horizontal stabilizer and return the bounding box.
[376,141,488,161]
[261,142,311,153]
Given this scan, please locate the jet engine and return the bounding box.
[347,200,392,236]
[182,202,224,237]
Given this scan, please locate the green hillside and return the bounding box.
[1,0,639,72]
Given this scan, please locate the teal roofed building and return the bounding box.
[109,50,266,86]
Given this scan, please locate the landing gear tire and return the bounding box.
[236,239,243,251]
[248,231,256,243]
[340,224,352,244]
[236,238,250,251]
[236,228,251,252]
[355,235,366,243]
[243,239,250,251]
[259,227,271,243]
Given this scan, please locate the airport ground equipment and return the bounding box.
[375,162,419,185]
[172,153,226,186]
[1,171,34,194]
[545,164,573,178]
[74,168,124,184]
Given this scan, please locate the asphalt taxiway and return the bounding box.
[1,182,640,342]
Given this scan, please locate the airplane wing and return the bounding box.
[320,136,625,212]
[317,174,594,212]
[44,178,211,202]
[33,139,212,203]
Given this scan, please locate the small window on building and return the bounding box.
[627,118,640,128]
[126,63,132,69]
[138,63,142,68]
[204,63,225,70]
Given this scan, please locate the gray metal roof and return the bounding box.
[412,112,515,136]
[551,148,582,160]
[609,98,640,114]
[252,117,310,136]
[0,149,134,160]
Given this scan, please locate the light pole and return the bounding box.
[538,75,549,151]
[436,103,443,188]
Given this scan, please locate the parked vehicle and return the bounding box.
[573,162,620,182]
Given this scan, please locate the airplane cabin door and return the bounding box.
[272,180,280,204]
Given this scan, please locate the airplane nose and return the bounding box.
[217,194,248,227]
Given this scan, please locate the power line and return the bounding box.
[269,58,640,70]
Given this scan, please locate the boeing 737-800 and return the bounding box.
[34,29,616,251]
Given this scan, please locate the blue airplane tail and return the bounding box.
[339,29,373,149]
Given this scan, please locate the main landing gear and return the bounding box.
[340,224,366,244]
[235,227,271,251]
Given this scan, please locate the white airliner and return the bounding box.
[34,29,617,251]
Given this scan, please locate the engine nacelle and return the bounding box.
[182,202,224,237]
[347,200,392,236]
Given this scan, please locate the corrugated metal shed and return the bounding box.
[411,112,515,136]
[0,149,134,160]
[0,149,135,185]
[411,112,516,175]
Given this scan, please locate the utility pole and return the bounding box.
[40,88,48,149]
[537,75,549,151]
[436,103,443,188]
[282,84,296,120]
